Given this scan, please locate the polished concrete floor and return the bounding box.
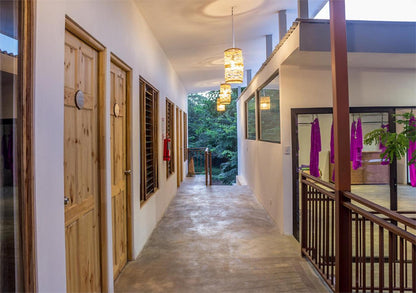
[115,176,329,293]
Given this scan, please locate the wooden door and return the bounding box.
[110,62,128,279]
[64,30,101,292]
[179,110,183,182]
[176,108,180,187]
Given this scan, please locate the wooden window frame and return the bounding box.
[245,94,256,140]
[11,0,37,290]
[166,98,175,178]
[257,71,281,144]
[140,77,159,205]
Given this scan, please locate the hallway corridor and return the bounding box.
[115,177,328,292]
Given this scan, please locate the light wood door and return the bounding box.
[179,110,183,183]
[64,30,101,292]
[110,62,128,279]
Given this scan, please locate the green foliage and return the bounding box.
[188,88,241,184]
[364,113,416,164]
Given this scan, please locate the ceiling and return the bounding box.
[134,0,303,93]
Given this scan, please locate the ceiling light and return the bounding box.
[219,83,232,105]
[224,7,244,84]
[217,98,226,112]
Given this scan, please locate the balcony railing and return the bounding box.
[301,172,416,292]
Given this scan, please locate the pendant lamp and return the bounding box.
[224,7,244,83]
[219,83,232,105]
[260,96,271,110]
[217,98,226,112]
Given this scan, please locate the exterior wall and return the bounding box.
[238,54,416,235]
[34,0,187,291]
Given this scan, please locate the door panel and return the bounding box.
[110,62,128,280]
[64,30,101,292]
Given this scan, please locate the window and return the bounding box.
[166,98,175,177]
[258,74,280,143]
[245,95,256,140]
[140,78,159,203]
[183,112,188,161]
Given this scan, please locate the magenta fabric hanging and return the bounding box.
[350,120,356,163]
[330,122,335,181]
[353,118,363,170]
[309,118,321,177]
[380,124,390,165]
[408,115,416,187]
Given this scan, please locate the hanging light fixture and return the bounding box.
[217,98,226,112]
[219,83,232,105]
[260,96,271,110]
[224,7,244,83]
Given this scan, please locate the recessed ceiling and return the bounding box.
[134,0,300,93]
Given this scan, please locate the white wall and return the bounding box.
[34,0,188,292]
[238,38,416,235]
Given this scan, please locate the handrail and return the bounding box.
[343,201,416,244]
[301,171,335,190]
[344,191,416,230]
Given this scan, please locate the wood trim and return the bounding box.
[166,98,175,178]
[110,53,132,72]
[18,0,36,291]
[65,16,105,51]
[65,16,108,292]
[110,53,133,261]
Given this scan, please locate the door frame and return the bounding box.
[291,106,416,241]
[109,53,133,263]
[65,16,109,291]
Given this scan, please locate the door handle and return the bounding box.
[124,170,132,175]
[64,196,70,206]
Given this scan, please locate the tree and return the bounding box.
[188,88,241,184]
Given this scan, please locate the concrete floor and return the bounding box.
[115,176,329,293]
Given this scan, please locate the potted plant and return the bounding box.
[364,112,416,186]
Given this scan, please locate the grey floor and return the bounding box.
[115,176,329,293]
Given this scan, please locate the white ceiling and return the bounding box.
[134,0,301,93]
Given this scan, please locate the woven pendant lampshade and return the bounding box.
[224,7,244,84]
[219,83,232,105]
[260,96,271,110]
[224,48,244,83]
[217,98,226,112]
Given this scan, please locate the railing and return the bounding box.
[187,147,212,185]
[301,172,416,292]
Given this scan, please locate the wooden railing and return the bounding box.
[301,172,416,292]
[187,147,212,186]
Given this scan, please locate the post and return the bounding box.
[298,0,309,19]
[209,152,212,186]
[329,0,352,292]
[204,150,208,185]
[266,34,273,58]
[301,173,307,254]
[278,10,287,41]
[246,69,252,84]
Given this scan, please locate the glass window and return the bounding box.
[1,0,23,290]
[258,74,280,143]
[245,95,256,140]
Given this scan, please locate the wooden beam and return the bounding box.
[329,0,352,292]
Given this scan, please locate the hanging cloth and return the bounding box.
[353,118,363,170]
[350,120,356,163]
[379,124,390,165]
[408,115,416,187]
[330,122,335,181]
[309,118,321,177]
